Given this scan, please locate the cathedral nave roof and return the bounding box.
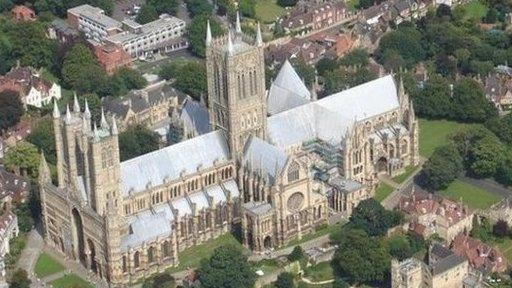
[120,130,230,196]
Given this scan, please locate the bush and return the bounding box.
[275,272,295,288]
[287,246,306,262]
[493,219,509,238]
[142,272,176,288]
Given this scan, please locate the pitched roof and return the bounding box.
[181,98,211,135]
[267,75,399,149]
[267,60,311,115]
[243,136,289,185]
[120,130,230,196]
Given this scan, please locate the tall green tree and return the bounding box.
[348,199,402,237]
[421,144,463,190]
[4,141,40,179]
[187,14,223,57]
[274,272,295,288]
[26,118,56,164]
[136,4,159,24]
[9,269,31,288]
[0,90,23,134]
[451,78,497,123]
[148,0,179,15]
[118,125,161,161]
[198,245,256,288]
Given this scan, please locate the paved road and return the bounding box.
[16,229,43,284]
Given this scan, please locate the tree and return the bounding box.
[331,228,390,285]
[9,269,31,288]
[61,43,108,95]
[159,59,207,100]
[110,68,148,96]
[239,0,256,17]
[291,59,315,88]
[186,0,213,18]
[118,125,160,161]
[287,246,306,262]
[332,279,349,288]
[468,135,505,178]
[148,0,179,15]
[339,48,370,67]
[412,75,452,119]
[187,14,223,57]
[376,26,425,68]
[136,4,159,24]
[27,118,56,164]
[0,90,23,134]
[483,8,499,23]
[198,245,256,288]
[323,67,377,97]
[4,141,40,179]
[493,219,509,238]
[142,272,176,288]
[451,78,497,123]
[0,0,13,12]
[348,199,402,237]
[277,0,297,7]
[275,272,295,288]
[436,4,452,19]
[315,57,338,77]
[420,144,463,190]
[388,235,413,261]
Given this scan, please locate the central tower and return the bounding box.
[206,18,267,157]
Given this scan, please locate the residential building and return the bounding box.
[0,66,61,108]
[280,1,347,34]
[0,169,30,202]
[451,234,508,274]
[11,5,36,22]
[399,190,474,243]
[391,244,471,288]
[89,41,133,75]
[67,5,187,58]
[484,65,512,112]
[39,20,419,285]
[103,80,182,132]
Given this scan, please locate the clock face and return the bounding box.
[287,192,304,211]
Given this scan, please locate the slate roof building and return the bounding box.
[39,16,419,285]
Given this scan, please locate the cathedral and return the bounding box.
[38,15,419,285]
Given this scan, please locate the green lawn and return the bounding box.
[392,166,418,184]
[50,274,94,288]
[346,0,359,11]
[253,258,283,275]
[374,183,394,202]
[35,252,65,278]
[285,223,344,248]
[255,0,285,23]
[463,0,488,20]
[304,261,334,282]
[496,238,512,263]
[167,233,247,273]
[440,179,502,210]
[419,119,478,158]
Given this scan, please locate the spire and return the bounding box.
[53,99,60,118]
[93,122,100,141]
[82,114,89,131]
[236,11,242,34]
[38,151,51,183]
[256,22,263,47]
[206,20,212,46]
[227,31,233,54]
[398,76,405,97]
[84,99,91,118]
[65,104,72,124]
[100,107,109,129]
[111,115,118,135]
[73,92,80,112]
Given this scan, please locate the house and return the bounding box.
[0,168,31,202]
[47,18,82,49]
[399,190,474,243]
[103,80,183,132]
[266,38,326,65]
[280,1,347,34]
[89,40,133,75]
[484,65,512,112]
[392,244,472,288]
[451,234,508,274]
[2,121,32,148]
[11,5,36,22]
[0,66,61,108]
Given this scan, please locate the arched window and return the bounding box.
[287,162,300,182]
[401,140,408,155]
[162,241,171,258]
[122,256,127,272]
[133,251,140,268]
[147,246,155,263]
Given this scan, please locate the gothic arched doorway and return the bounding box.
[87,239,97,273]
[376,157,388,173]
[71,208,86,265]
[263,236,272,249]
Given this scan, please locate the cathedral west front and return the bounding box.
[38,15,419,285]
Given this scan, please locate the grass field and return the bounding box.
[440,179,502,210]
[392,166,418,184]
[255,0,285,23]
[35,252,65,278]
[462,0,488,20]
[304,261,334,282]
[374,183,394,202]
[50,274,94,288]
[285,223,344,248]
[167,233,247,272]
[419,119,478,158]
[346,0,359,11]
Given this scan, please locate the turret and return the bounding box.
[206,20,212,47]
[256,22,263,47]
[235,11,242,34]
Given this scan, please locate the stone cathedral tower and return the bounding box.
[205,15,267,157]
